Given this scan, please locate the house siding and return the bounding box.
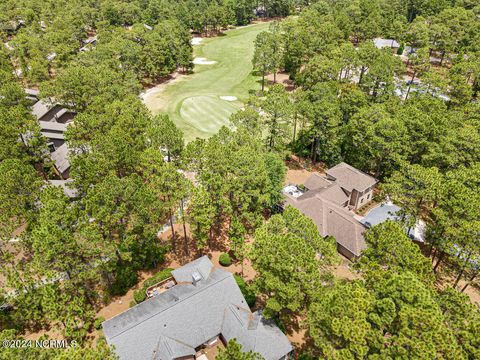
[337,243,356,260]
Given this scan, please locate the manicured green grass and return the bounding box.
[143,22,269,141]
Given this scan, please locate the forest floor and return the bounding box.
[142,22,270,141]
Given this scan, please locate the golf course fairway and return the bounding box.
[142,22,270,141]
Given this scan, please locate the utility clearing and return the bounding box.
[142,22,269,141]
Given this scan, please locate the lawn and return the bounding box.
[143,22,270,141]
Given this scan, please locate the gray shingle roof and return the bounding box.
[24,88,39,97]
[326,162,377,193]
[373,38,400,49]
[103,257,292,360]
[32,100,53,120]
[153,335,195,359]
[47,179,78,198]
[38,120,67,132]
[51,143,70,174]
[32,100,75,122]
[222,306,291,358]
[41,131,65,141]
[171,256,213,283]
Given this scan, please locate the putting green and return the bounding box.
[143,22,270,141]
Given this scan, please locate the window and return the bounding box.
[360,198,364,204]
[367,194,370,200]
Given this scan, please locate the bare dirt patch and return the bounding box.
[285,168,313,185]
[333,255,360,281]
[265,71,295,91]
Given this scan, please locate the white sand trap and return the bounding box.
[191,37,203,45]
[140,86,163,101]
[193,57,217,65]
[220,96,238,101]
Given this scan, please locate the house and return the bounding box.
[31,101,75,178]
[325,162,377,210]
[24,88,40,103]
[103,256,293,360]
[36,120,71,178]
[373,38,400,51]
[39,120,67,150]
[51,143,70,179]
[284,186,367,259]
[32,100,75,123]
[283,162,377,259]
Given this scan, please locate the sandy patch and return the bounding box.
[285,168,313,185]
[140,86,164,102]
[265,71,295,91]
[191,37,203,46]
[193,57,217,65]
[220,96,237,101]
[140,71,185,112]
[333,255,361,280]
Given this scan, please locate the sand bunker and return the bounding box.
[191,37,203,45]
[220,96,238,101]
[193,57,217,65]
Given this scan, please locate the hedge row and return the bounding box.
[234,275,256,308]
[133,268,174,304]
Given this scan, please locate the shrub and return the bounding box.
[298,353,316,360]
[94,316,105,330]
[129,300,137,308]
[219,253,232,267]
[273,317,286,333]
[133,289,146,304]
[234,275,256,307]
[143,268,173,288]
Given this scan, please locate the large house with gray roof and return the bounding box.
[103,256,293,360]
[283,162,377,259]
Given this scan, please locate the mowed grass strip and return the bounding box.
[143,22,270,141]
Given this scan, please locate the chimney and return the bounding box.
[192,271,202,286]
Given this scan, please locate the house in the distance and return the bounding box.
[283,162,377,259]
[28,98,76,179]
[32,100,76,123]
[373,38,400,52]
[39,120,67,151]
[103,256,293,360]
